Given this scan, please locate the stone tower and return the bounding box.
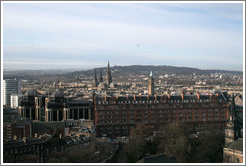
[93,69,98,87]
[148,71,154,95]
[106,61,112,86]
[99,69,103,83]
[225,94,237,146]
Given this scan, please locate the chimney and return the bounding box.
[23,137,26,143]
[196,92,200,100]
[167,92,171,99]
[181,92,184,100]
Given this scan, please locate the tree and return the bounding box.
[158,123,191,162]
[47,149,94,163]
[125,123,152,162]
[190,128,224,162]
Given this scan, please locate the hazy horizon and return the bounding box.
[3,64,243,72]
[3,2,244,71]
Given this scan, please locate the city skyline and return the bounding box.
[2,2,244,71]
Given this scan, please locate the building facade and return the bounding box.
[148,71,154,95]
[223,138,243,163]
[223,95,243,163]
[18,89,93,122]
[10,94,22,109]
[3,79,22,106]
[94,93,229,137]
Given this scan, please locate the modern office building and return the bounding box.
[10,94,22,109]
[3,79,22,106]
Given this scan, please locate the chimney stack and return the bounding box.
[196,92,200,100]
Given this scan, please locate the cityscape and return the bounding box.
[2,1,244,164]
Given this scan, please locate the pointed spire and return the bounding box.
[106,61,112,86]
[94,68,97,77]
[107,61,110,70]
[99,69,103,82]
[93,68,98,87]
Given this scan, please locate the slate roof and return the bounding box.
[32,122,65,135]
[95,93,227,103]
[138,153,175,163]
[226,138,243,152]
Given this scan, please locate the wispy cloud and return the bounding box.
[3,2,243,71]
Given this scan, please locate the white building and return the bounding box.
[10,94,22,109]
[3,79,22,106]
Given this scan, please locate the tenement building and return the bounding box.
[94,92,229,137]
[223,95,243,163]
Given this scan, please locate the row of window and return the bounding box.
[97,99,223,105]
[98,116,226,124]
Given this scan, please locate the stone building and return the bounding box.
[18,89,93,122]
[223,95,243,163]
[223,138,243,163]
[3,130,96,163]
[94,92,229,137]
[148,71,154,95]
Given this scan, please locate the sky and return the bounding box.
[2,2,244,71]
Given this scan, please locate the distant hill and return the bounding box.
[65,65,243,78]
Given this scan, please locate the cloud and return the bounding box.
[2,2,243,71]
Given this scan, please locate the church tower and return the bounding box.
[99,69,103,83]
[225,94,237,146]
[93,69,98,87]
[106,61,112,86]
[148,71,154,95]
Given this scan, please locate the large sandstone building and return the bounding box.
[94,92,229,137]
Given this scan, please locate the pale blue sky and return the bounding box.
[3,2,244,71]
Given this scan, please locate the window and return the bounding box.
[227,156,230,162]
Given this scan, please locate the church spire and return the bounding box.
[106,61,112,86]
[93,69,98,87]
[99,69,103,83]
